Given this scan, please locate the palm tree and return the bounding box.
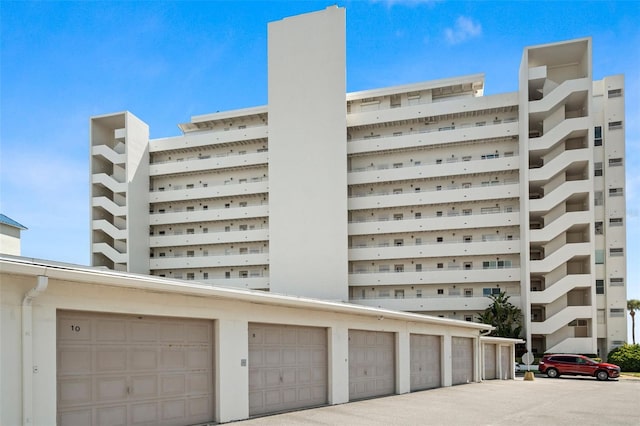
[477,292,523,338]
[628,299,640,344]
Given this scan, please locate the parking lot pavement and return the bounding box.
[233,376,640,425]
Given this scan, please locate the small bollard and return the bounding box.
[524,371,535,381]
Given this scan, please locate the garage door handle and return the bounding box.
[127,386,131,395]
[364,370,367,375]
[279,376,283,383]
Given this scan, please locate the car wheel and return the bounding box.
[596,370,609,381]
[546,368,559,378]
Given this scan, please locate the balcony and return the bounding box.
[198,276,269,291]
[149,151,268,176]
[349,211,519,236]
[348,121,518,155]
[351,294,521,312]
[150,205,269,226]
[150,228,268,248]
[150,252,269,269]
[150,179,268,203]
[150,125,268,152]
[349,266,520,286]
[349,155,518,185]
[349,239,519,261]
[349,182,519,211]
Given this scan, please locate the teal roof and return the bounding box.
[0,214,27,230]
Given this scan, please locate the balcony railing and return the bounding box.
[350,151,519,173]
[350,236,519,249]
[348,118,518,142]
[349,179,519,199]
[349,206,519,223]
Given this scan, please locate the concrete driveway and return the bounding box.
[232,375,640,425]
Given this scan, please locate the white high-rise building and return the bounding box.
[90,7,627,356]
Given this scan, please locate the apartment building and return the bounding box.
[90,7,627,356]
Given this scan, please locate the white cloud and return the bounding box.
[444,16,482,45]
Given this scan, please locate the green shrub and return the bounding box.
[607,344,640,372]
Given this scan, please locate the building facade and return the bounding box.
[90,7,627,356]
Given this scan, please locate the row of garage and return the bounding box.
[1,257,519,425]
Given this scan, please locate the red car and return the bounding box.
[538,354,620,381]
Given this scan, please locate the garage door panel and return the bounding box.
[452,337,474,385]
[131,402,157,423]
[500,346,511,379]
[59,347,92,374]
[249,323,327,416]
[349,330,395,400]
[484,344,497,380]
[97,405,127,426]
[131,375,157,397]
[410,334,441,391]
[57,311,213,426]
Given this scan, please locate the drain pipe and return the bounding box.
[22,275,48,425]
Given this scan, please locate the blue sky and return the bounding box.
[1,1,639,327]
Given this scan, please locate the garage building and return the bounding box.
[1,256,517,425]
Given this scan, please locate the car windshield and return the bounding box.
[582,356,597,364]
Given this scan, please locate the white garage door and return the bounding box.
[349,330,395,400]
[248,323,327,416]
[451,337,474,385]
[57,311,213,426]
[484,343,497,380]
[500,346,512,379]
[410,334,441,391]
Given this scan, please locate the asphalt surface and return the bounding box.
[231,375,640,425]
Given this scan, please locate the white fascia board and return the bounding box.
[480,336,526,345]
[190,106,268,124]
[0,255,492,332]
[346,73,485,101]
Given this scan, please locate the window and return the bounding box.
[239,248,248,254]
[203,227,208,233]
[239,224,248,231]
[610,308,625,317]
[393,213,403,220]
[608,121,622,130]
[186,273,195,280]
[394,239,404,246]
[225,272,231,279]
[394,264,404,272]
[436,159,443,164]
[436,237,443,243]
[239,201,247,207]
[394,289,405,298]
[462,156,472,161]
[393,188,403,194]
[464,315,473,322]
[415,264,422,272]
[464,262,472,270]
[481,206,500,214]
[393,163,403,168]
[609,188,623,197]
[463,235,472,243]
[608,88,622,98]
[608,158,623,167]
[595,250,605,264]
[594,162,603,176]
[203,272,208,279]
[610,248,623,257]
[437,289,444,295]
[159,230,166,235]
[610,277,624,286]
[594,126,602,146]
[415,238,422,245]
[483,288,501,296]
[239,271,248,278]
[415,212,422,219]
[462,182,471,189]
[436,211,443,217]
[414,187,421,192]
[464,288,473,297]
[416,289,422,298]
[595,221,603,235]
[609,218,623,227]
[186,184,194,189]
[437,263,444,269]
[187,228,194,235]
[436,185,442,191]
[186,250,194,257]
[594,191,603,206]
[159,252,165,257]
[596,279,604,295]
[462,209,472,216]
